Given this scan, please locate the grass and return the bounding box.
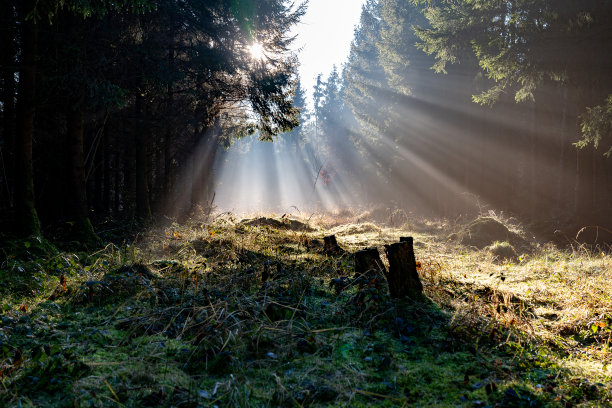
[0,211,611,407]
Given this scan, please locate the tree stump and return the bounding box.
[354,247,385,293]
[323,235,343,254]
[384,238,423,299]
[354,247,384,278]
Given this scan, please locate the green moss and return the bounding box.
[73,216,103,248]
[0,215,608,407]
[0,235,58,262]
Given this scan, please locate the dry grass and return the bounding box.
[2,209,611,407]
[194,210,612,381]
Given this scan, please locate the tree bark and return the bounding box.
[93,130,104,216]
[557,85,569,207]
[384,238,423,299]
[135,94,151,220]
[354,247,383,278]
[190,125,219,211]
[528,100,538,218]
[113,129,121,215]
[67,104,99,244]
[323,235,343,254]
[151,132,163,211]
[1,0,16,209]
[164,43,176,207]
[102,126,111,215]
[14,0,41,236]
[124,117,136,217]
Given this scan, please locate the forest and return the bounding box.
[1,0,611,407]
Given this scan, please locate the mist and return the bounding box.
[209,0,612,244]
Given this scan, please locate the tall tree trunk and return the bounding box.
[528,101,538,218]
[164,43,175,208]
[190,125,219,211]
[67,104,99,244]
[113,132,121,215]
[124,124,136,217]
[102,127,111,215]
[151,133,163,211]
[135,94,151,220]
[163,129,175,207]
[14,0,41,236]
[557,85,569,207]
[575,147,594,224]
[1,0,16,209]
[93,130,104,216]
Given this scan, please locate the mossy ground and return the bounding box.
[0,212,610,407]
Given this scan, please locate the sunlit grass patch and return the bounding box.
[1,212,611,406]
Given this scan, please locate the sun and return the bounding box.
[248,42,265,60]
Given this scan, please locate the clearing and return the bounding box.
[0,212,611,407]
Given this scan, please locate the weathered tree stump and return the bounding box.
[354,247,385,294]
[323,235,343,254]
[384,237,423,299]
[354,247,384,278]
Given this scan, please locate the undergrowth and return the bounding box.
[0,212,610,407]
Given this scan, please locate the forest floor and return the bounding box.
[0,210,611,407]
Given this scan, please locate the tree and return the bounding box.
[14,0,41,236]
[377,0,431,97]
[343,0,389,145]
[414,0,612,220]
[11,0,304,228]
[281,79,309,152]
[579,95,612,157]
[0,0,17,211]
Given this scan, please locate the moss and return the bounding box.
[1,214,609,408]
[16,198,41,237]
[0,235,58,263]
[73,216,102,248]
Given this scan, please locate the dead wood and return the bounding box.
[354,247,384,278]
[384,238,423,299]
[323,235,343,254]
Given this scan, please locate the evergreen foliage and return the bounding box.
[0,0,305,236]
[336,0,612,223]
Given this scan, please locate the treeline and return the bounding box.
[310,0,612,230]
[0,0,304,242]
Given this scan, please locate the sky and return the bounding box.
[290,0,367,103]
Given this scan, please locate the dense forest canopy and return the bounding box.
[233,0,610,238]
[1,0,612,240]
[0,0,304,240]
